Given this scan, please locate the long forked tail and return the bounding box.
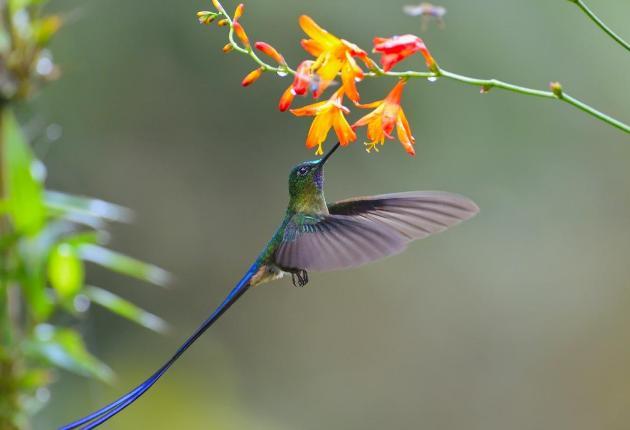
[59,263,260,430]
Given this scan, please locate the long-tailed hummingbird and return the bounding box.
[60,142,479,429]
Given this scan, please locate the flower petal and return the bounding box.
[355,99,384,109]
[396,115,415,156]
[313,55,343,98]
[290,100,329,117]
[332,110,356,146]
[305,113,333,153]
[300,39,324,57]
[341,64,361,103]
[299,15,340,48]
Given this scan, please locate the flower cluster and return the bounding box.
[198,1,440,156]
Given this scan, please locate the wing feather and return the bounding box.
[273,191,478,272]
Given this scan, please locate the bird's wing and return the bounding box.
[274,191,479,272]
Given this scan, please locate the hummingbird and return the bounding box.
[60,142,479,429]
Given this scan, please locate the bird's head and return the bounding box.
[288,142,340,202]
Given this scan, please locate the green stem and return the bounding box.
[569,0,630,52]
[437,69,630,133]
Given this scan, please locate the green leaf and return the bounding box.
[25,324,113,382]
[47,243,84,299]
[78,244,170,286]
[18,369,54,391]
[16,221,75,320]
[63,231,103,247]
[2,109,46,235]
[44,191,133,223]
[86,286,168,333]
[32,15,62,46]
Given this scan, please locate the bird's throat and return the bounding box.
[288,188,328,214]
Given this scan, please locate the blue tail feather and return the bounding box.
[59,263,260,430]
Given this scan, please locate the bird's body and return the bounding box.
[61,143,479,429]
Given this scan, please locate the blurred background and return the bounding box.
[33,0,629,428]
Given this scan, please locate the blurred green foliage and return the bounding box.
[0,1,167,428]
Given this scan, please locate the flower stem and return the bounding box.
[213,11,629,135]
[437,69,630,133]
[569,0,630,52]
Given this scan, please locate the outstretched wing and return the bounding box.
[274,191,479,272]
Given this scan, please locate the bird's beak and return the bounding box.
[318,142,341,168]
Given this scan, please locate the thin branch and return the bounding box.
[568,0,630,52]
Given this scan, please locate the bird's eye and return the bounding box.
[297,166,310,176]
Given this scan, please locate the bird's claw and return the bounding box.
[291,270,309,287]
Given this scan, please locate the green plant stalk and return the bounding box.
[436,69,630,133]
[212,11,630,135]
[569,0,630,52]
[0,101,20,430]
[0,101,11,347]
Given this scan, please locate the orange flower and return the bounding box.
[353,80,415,156]
[277,60,315,112]
[290,88,356,155]
[373,35,437,73]
[299,15,369,102]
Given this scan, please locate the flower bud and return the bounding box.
[217,18,229,27]
[233,22,250,47]
[222,43,234,53]
[241,67,263,87]
[233,3,245,20]
[196,11,216,25]
[254,41,285,64]
[212,0,224,11]
[549,81,563,98]
[278,87,295,111]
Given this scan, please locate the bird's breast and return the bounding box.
[250,264,286,287]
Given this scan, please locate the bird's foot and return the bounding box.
[290,270,309,287]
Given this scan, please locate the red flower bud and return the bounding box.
[278,86,295,111]
[255,41,286,64]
